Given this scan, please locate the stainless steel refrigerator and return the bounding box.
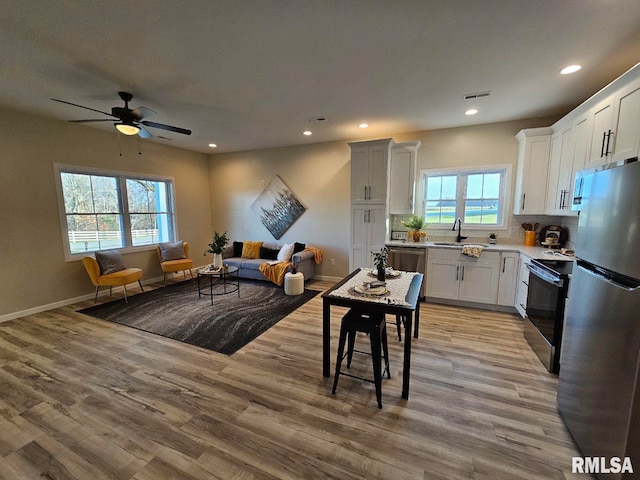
[557,160,640,477]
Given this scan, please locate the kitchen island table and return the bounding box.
[322,268,423,399]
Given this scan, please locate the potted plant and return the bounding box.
[372,247,388,281]
[204,230,229,269]
[489,232,497,244]
[401,215,427,242]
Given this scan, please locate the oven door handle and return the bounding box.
[526,263,563,286]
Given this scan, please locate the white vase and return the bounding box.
[213,253,223,269]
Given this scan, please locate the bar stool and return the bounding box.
[332,309,390,408]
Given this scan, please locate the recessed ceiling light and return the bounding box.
[303,130,312,136]
[561,64,582,75]
[465,109,478,116]
[358,123,369,129]
[208,143,217,148]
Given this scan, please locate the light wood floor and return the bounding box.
[0,277,589,479]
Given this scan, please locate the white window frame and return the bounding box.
[418,164,512,231]
[54,164,178,261]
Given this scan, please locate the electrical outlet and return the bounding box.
[330,258,335,266]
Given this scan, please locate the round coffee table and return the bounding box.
[196,265,239,305]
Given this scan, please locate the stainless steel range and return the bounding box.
[524,257,573,373]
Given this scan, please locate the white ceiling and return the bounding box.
[1,0,640,154]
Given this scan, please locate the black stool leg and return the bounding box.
[346,328,357,368]
[370,323,383,409]
[381,322,391,379]
[332,321,348,394]
[395,314,403,341]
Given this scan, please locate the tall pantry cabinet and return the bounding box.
[349,138,393,270]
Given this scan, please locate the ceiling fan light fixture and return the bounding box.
[115,123,140,136]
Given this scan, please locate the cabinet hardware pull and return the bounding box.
[522,193,526,210]
[559,190,566,209]
[503,258,506,273]
[604,130,613,156]
[456,265,459,281]
[461,265,465,281]
[601,131,607,158]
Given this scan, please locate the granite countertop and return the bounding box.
[385,240,575,262]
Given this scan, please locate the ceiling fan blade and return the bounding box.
[137,126,153,139]
[51,98,116,118]
[130,106,156,121]
[69,119,117,123]
[141,120,191,135]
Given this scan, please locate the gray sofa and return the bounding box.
[221,242,316,282]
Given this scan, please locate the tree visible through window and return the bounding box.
[422,167,507,228]
[58,169,175,255]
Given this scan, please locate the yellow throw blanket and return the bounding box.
[304,246,323,264]
[259,261,292,286]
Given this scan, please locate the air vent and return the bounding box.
[307,116,327,122]
[463,91,492,100]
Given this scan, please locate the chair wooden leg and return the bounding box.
[189,269,194,280]
[123,285,128,303]
[163,272,167,286]
[138,280,144,292]
[94,287,100,303]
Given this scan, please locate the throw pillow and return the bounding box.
[260,246,279,260]
[277,243,295,262]
[241,241,263,259]
[95,250,127,275]
[232,241,243,257]
[293,242,306,254]
[158,241,186,261]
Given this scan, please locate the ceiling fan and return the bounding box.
[51,91,191,138]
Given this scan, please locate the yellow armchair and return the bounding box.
[82,256,143,303]
[156,241,194,285]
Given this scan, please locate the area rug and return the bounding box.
[78,279,319,355]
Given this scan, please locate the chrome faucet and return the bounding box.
[452,217,467,243]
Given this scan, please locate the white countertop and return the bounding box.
[385,240,575,262]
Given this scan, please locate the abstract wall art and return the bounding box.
[250,175,306,239]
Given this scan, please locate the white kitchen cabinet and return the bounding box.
[545,124,575,216]
[586,94,616,168]
[497,252,519,306]
[350,139,392,204]
[426,248,500,305]
[514,128,552,215]
[388,141,420,214]
[350,205,386,270]
[515,254,532,318]
[611,78,640,163]
[579,76,640,169]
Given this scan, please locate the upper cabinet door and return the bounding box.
[350,147,370,203]
[367,145,389,204]
[587,95,615,168]
[389,141,420,214]
[611,79,640,163]
[349,139,391,204]
[514,128,552,215]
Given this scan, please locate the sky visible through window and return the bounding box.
[424,170,503,226]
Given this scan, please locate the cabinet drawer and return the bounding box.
[428,248,500,264]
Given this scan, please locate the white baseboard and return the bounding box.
[0,275,165,324]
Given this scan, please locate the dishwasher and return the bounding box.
[387,246,427,297]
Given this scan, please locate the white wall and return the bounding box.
[207,142,351,279]
[0,107,212,319]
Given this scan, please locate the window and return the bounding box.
[56,166,175,257]
[422,166,508,228]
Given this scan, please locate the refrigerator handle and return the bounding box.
[577,259,640,292]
